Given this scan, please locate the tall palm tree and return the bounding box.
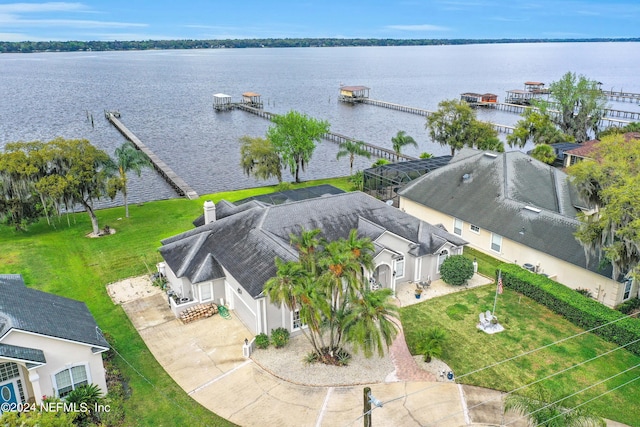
[504,392,605,427]
[111,141,151,218]
[344,288,399,358]
[290,228,322,273]
[391,130,418,155]
[336,140,371,175]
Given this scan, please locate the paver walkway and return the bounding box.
[388,319,436,382]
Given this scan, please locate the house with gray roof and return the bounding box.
[159,191,467,335]
[398,149,637,307]
[0,275,109,411]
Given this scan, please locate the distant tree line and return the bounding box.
[2,38,639,53]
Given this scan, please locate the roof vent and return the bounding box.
[483,152,498,159]
[524,205,541,213]
[462,173,472,183]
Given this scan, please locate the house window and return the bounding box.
[470,224,480,233]
[0,362,20,383]
[54,365,89,398]
[623,278,633,301]
[437,249,449,272]
[200,283,213,302]
[292,309,306,331]
[453,218,463,236]
[395,256,405,278]
[491,233,502,253]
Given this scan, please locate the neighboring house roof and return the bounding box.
[0,274,109,350]
[192,185,345,227]
[161,192,467,298]
[565,139,599,159]
[398,149,612,278]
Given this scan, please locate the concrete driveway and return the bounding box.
[118,286,626,427]
[121,293,475,426]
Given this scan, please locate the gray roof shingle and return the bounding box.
[0,275,109,349]
[160,192,467,298]
[398,149,610,278]
[0,343,46,367]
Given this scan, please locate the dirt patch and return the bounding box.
[107,275,163,305]
[86,227,116,238]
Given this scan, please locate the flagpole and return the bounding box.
[492,270,501,317]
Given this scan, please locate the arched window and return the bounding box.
[54,365,89,398]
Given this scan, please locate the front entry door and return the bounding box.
[0,381,18,413]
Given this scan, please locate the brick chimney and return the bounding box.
[203,200,216,224]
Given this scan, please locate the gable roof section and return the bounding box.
[160,192,467,298]
[0,275,109,349]
[398,150,607,277]
[0,343,46,368]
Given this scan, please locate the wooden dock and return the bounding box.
[361,99,515,134]
[601,90,640,103]
[236,104,416,161]
[105,112,199,199]
[475,101,636,125]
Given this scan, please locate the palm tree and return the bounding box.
[504,392,605,427]
[336,140,371,175]
[391,130,418,155]
[111,141,152,218]
[264,258,309,312]
[290,228,322,273]
[344,288,399,357]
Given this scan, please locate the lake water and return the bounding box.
[2,42,640,205]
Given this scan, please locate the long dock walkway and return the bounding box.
[476,101,637,124]
[236,104,417,161]
[361,99,516,134]
[601,90,640,103]
[105,112,199,199]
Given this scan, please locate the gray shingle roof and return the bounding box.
[398,149,609,277]
[0,343,46,367]
[160,191,467,298]
[0,275,109,349]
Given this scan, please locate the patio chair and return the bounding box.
[478,312,489,329]
[485,310,495,323]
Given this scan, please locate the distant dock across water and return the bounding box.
[105,111,199,200]
[226,99,417,162]
[337,85,515,134]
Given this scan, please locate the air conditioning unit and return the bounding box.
[523,263,535,272]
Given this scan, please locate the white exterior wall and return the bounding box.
[1,330,107,400]
[400,198,630,307]
[222,268,259,334]
[375,232,416,284]
[164,265,193,300]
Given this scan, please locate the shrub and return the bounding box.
[497,263,640,356]
[422,340,443,363]
[271,327,290,348]
[440,255,474,286]
[417,326,447,363]
[576,288,593,298]
[275,182,293,192]
[255,333,270,349]
[616,298,640,315]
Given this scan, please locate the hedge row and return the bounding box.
[497,263,640,356]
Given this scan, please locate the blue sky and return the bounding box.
[1,1,639,42]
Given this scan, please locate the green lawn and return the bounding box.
[0,177,351,427]
[462,246,503,278]
[401,285,640,426]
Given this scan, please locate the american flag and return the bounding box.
[497,275,503,294]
